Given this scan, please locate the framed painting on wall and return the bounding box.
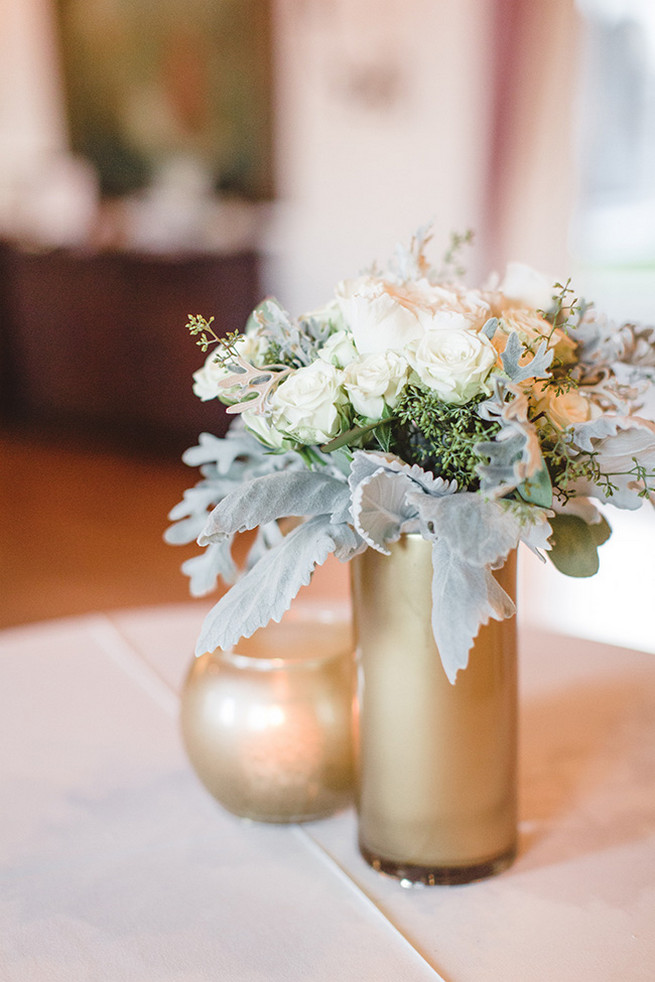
[55,0,274,199]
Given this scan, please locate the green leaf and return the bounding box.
[589,513,612,547]
[321,416,397,453]
[517,463,553,508]
[373,419,393,452]
[547,513,610,577]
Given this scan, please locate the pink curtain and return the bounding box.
[483,0,580,275]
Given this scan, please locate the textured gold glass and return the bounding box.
[180,607,355,822]
[352,536,517,885]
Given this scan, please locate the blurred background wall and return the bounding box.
[1,0,654,645]
[0,0,582,305]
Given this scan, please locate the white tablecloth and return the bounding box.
[1,605,654,981]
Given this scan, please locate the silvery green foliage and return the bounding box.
[413,494,546,682]
[518,507,555,556]
[415,493,528,567]
[181,429,265,471]
[345,453,550,680]
[254,299,333,367]
[349,450,455,497]
[165,423,303,595]
[482,317,499,339]
[165,483,232,545]
[576,311,655,381]
[476,381,545,496]
[242,520,285,570]
[351,469,422,551]
[570,414,636,452]
[198,470,351,544]
[473,335,553,498]
[195,516,362,655]
[181,541,237,597]
[298,314,335,350]
[430,539,517,683]
[500,331,553,383]
[348,451,456,553]
[568,417,655,508]
[189,438,548,681]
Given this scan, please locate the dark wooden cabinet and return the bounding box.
[0,243,260,450]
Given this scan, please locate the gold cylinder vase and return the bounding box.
[352,535,517,885]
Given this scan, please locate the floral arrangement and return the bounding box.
[167,228,655,682]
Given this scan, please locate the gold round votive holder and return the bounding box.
[180,604,355,823]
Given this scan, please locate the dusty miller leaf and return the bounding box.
[414,492,524,567]
[482,317,499,340]
[350,468,419,554]
[349,450,456,497]
[181,429,264,471]
[430,539,516,683]
[476,381,544,496]
[518,510,553,557]
[569,418,655,509]
[243,520,285,569]
[199,470,350,544]
[501,331,553,383]
[181,541,238,597]
[568,416,625,453]
[195,516,356,654]
[348,451,457,553]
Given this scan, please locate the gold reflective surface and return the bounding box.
[180,607,355,823]
[352,536,517,884]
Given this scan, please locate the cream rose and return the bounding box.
[335,276,428,355]
[533,383,602,429]
[343,351,410,419]
[492,308,577,366]
[336,275,495,357]
[407,328,497,404]
[421,285,492,333]
[270,361,346,444]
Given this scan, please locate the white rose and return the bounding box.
[344,351,409,419]
[192,333,267,403]
[318,330,358,368]
[270,361,346,444]
[407,328,497,404]
[499,262,555,313]
[192,350,228,401]
[241,407,290,450]
[335,276,428,355]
